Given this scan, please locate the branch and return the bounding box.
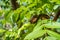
[53,9,60,21]
[10,0,19,10]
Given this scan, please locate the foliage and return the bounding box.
[0,0,60,40]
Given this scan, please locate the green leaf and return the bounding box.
[0,29,5,33]
[24,30,46,40]
[50,0,60,4]
[33,20,49,31]
[33,21,42,31]
[56,1,60,4]
[12,13,19,22]
[46,30,60,39]
[53,5,59,10]
[44,22,60,28]
[43,36,57,40]
[28,3,36,8]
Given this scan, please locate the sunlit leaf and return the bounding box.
[24,30,46,39]
[28,3,36,8]
[0,29,5,33]
[44,22,60,28]
[46,30,60,39]
[53,5,59,10]
[43,36,57,40]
